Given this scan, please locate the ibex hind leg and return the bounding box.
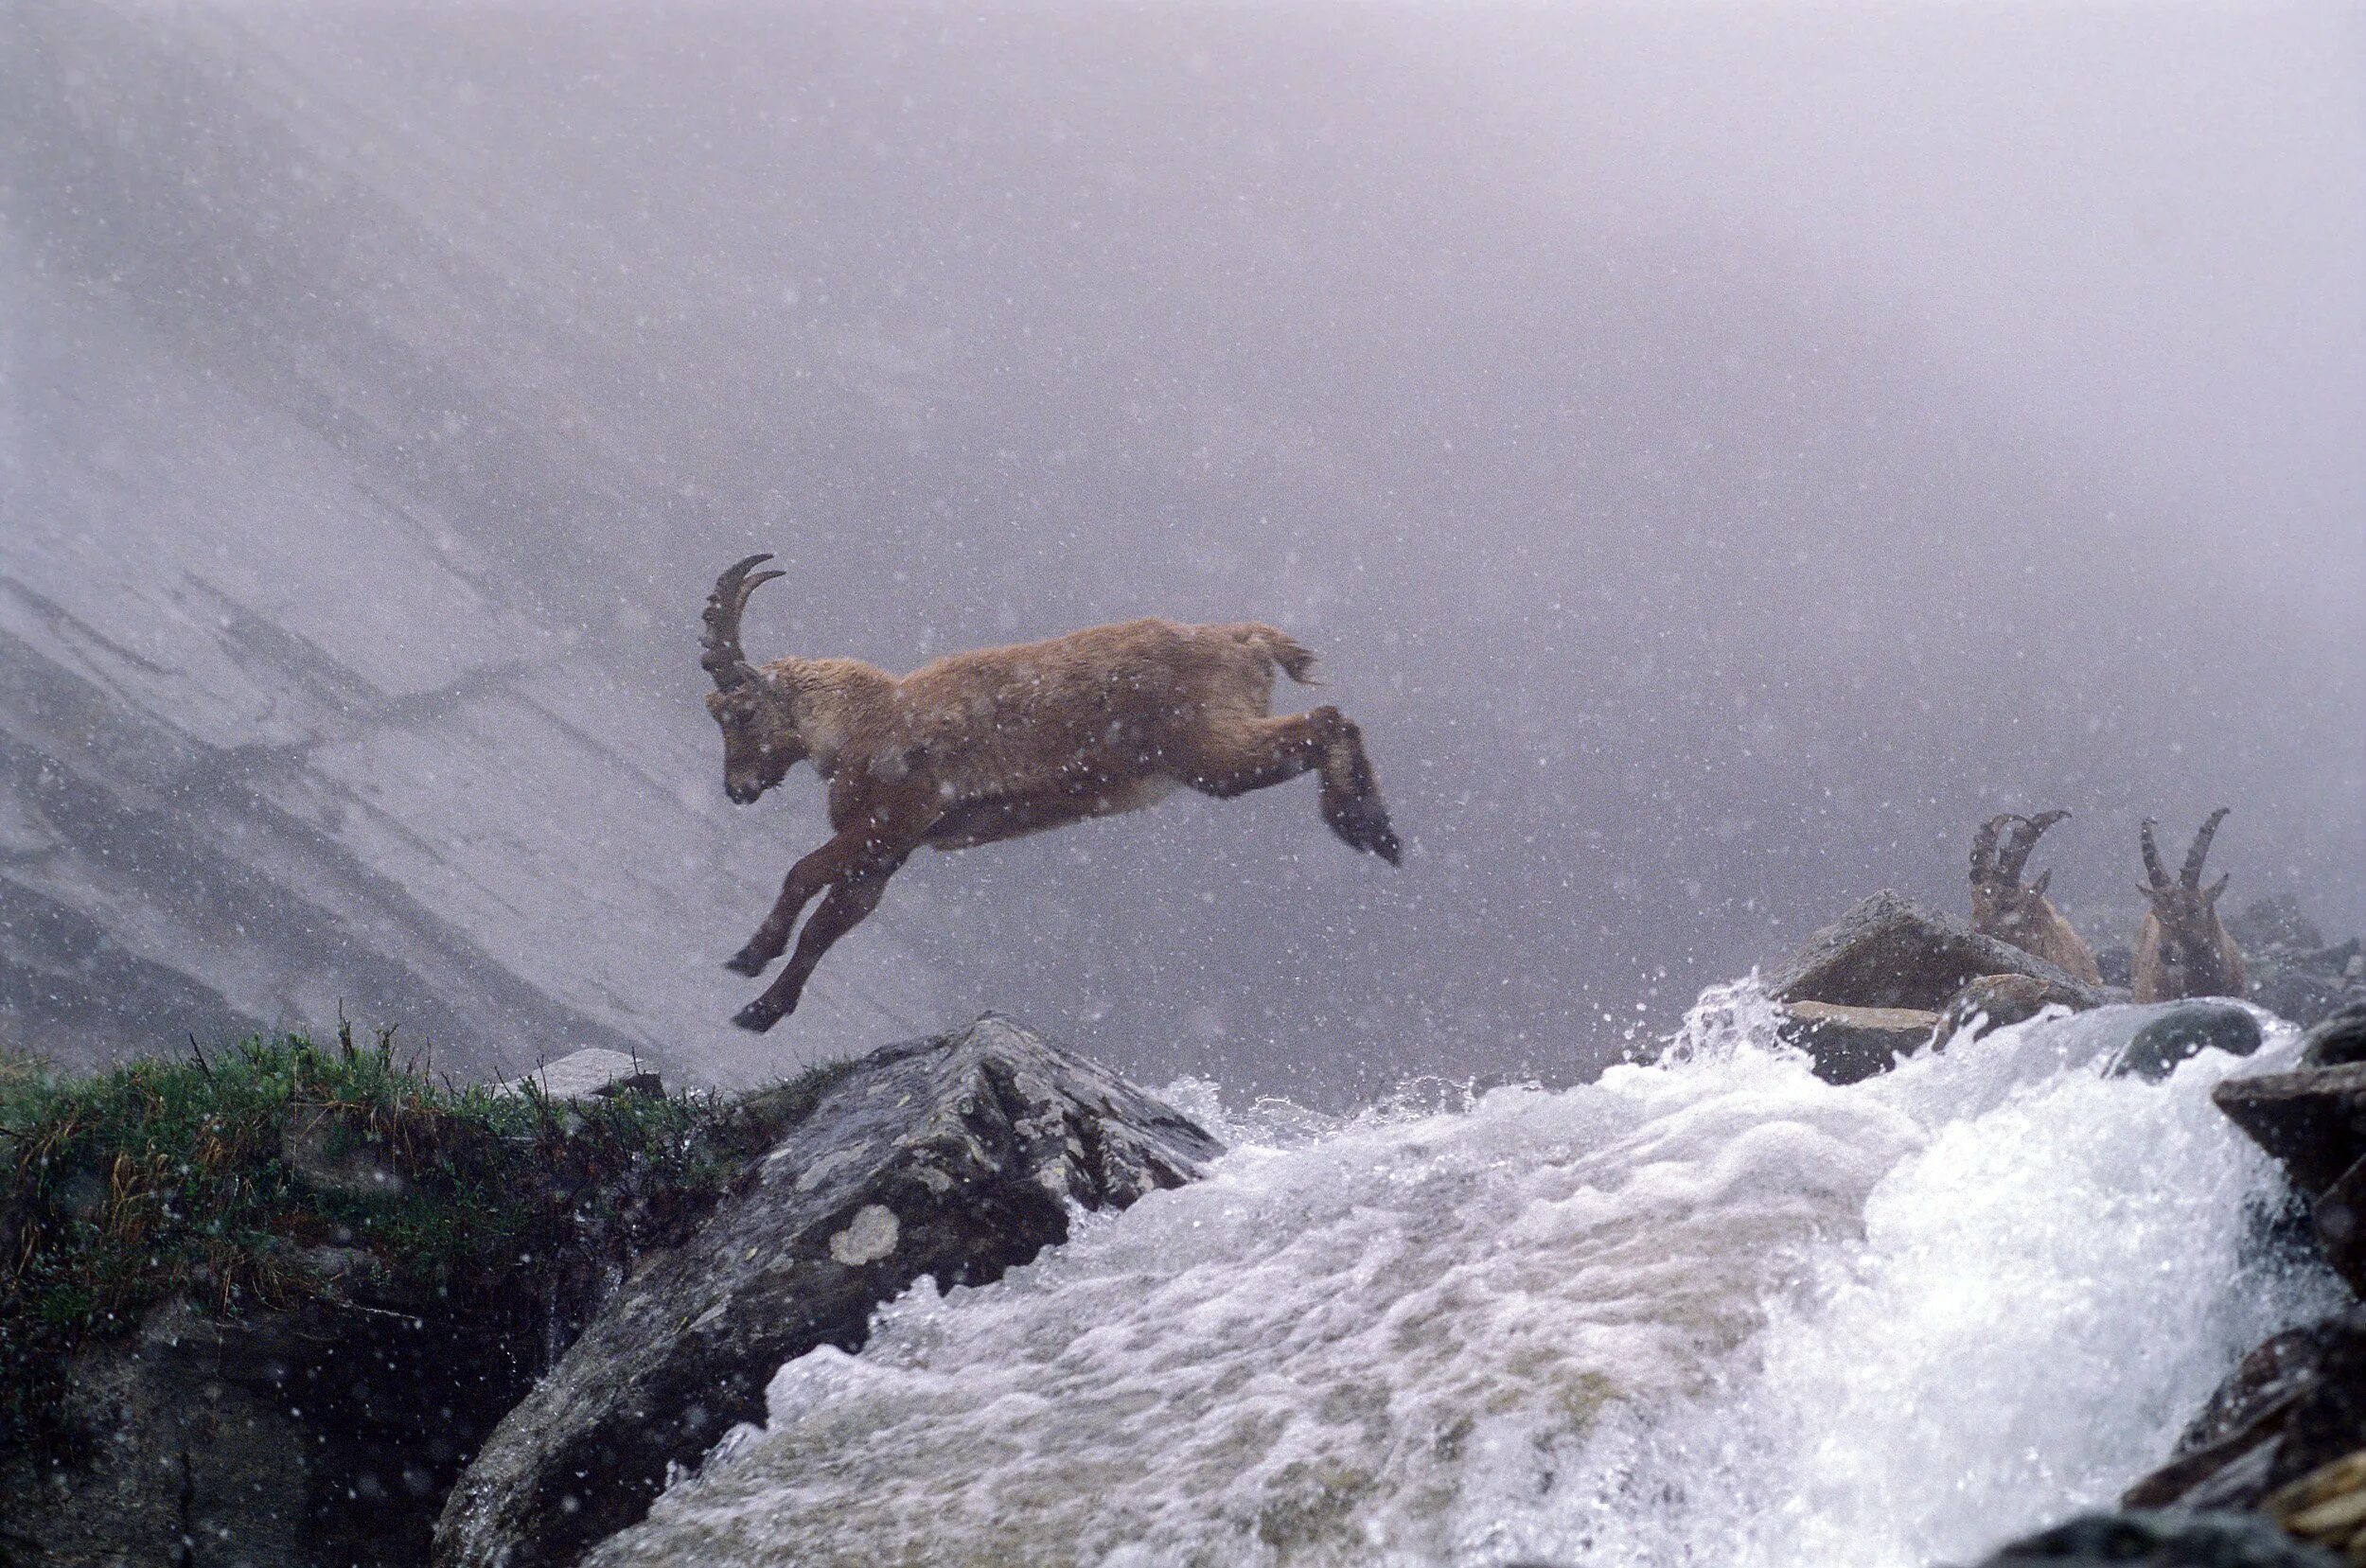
[1314,710,1402,865]
[1178,708,1401,865]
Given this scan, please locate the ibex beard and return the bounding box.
[700,554,1404,1032]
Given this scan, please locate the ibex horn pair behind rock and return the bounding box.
[700,555,1403,1031]
[1966,805,2249,1003]
[1969,810,2103,984]
[2132,807,2246,1003]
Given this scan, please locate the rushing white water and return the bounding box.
[594,989,2337,1568]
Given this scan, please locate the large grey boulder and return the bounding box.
[433,1013,1222,1568]
[1764,890,2118,1014]
[502,1048,663,1101]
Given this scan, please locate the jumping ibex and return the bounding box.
[1969,810,2101,983]
[700,555,1403,1031]
[2132,808,2247,1003]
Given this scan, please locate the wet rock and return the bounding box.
[433,1013,1221,1568]
[2266,1448,2366,1562]
[0,1299,540,1567]
[503,1048,663,1101]
[2311,1157,2366,1295]
[1971,1509,2340,1566]
[2109,1002,2267,1083]
[1764,890,2118,1014]
[2214,1066,2366,1199]
[2304,1005,2366,1069]
[2126,1310,2366,1514]
[1774,1000,1937,1084]
[1936,973,2097,1046]
[2127,1322,2350,1510]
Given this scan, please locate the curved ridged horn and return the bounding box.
[1972,815,2011,882]
[701,553,786,691]
[2181,806,2232,890]
[2139,818,2169,890]
[1998,809,2070,884]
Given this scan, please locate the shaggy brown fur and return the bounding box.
[2132,808,2247,1003]
[1969,810,2102,984]
[699,555,1401,1031]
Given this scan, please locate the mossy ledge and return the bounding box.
[0,1029,851,1564]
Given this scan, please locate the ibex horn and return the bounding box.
[1972,815,2011,881]
[2181,806,2232,890]
[1999,809,2070,884]
[2139,818,2169,890]
[701,553,786,692]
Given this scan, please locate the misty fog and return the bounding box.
[3,1,2359,1101]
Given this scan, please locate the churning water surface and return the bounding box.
[593,987,2337,1568]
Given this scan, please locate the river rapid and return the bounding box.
[594,987,2334,1568]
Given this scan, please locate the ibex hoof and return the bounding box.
[1325,796,1404,866]
[722,948,770,977]
[731,999,787,1032]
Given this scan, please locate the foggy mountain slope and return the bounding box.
[0,4,942,1077]
[3,0,2357,1096]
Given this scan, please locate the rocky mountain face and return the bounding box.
[0,1,938,1079]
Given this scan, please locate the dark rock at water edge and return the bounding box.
[2314,1153,2366,1295]
[1765,890,2118,1015]
[1774,1000,1937,1084]
[2109,1002,2266,1084]
[2213,1065,2366,1199]
[2124,1309,2366,1514]
[433,1013,1222,1568]
[1971,1509,2341,1566]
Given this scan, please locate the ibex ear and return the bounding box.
[2030,868,2052,899]
[2206,872,2231,905]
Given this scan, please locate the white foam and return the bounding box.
[593,988,2338,1568]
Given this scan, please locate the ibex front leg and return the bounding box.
[725,840,850,977]
[732,853,909,1032]
[724,796,937,977]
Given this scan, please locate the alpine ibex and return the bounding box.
[700,555,1403,1031]
[2132,808,2247,1003]
[1969,809,2102,983]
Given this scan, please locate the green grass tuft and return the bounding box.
[0,1030,851,1452]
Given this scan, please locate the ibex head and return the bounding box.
[1969,810,2070,936]
[701,553,801,804]
[2136,807,2242,991]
